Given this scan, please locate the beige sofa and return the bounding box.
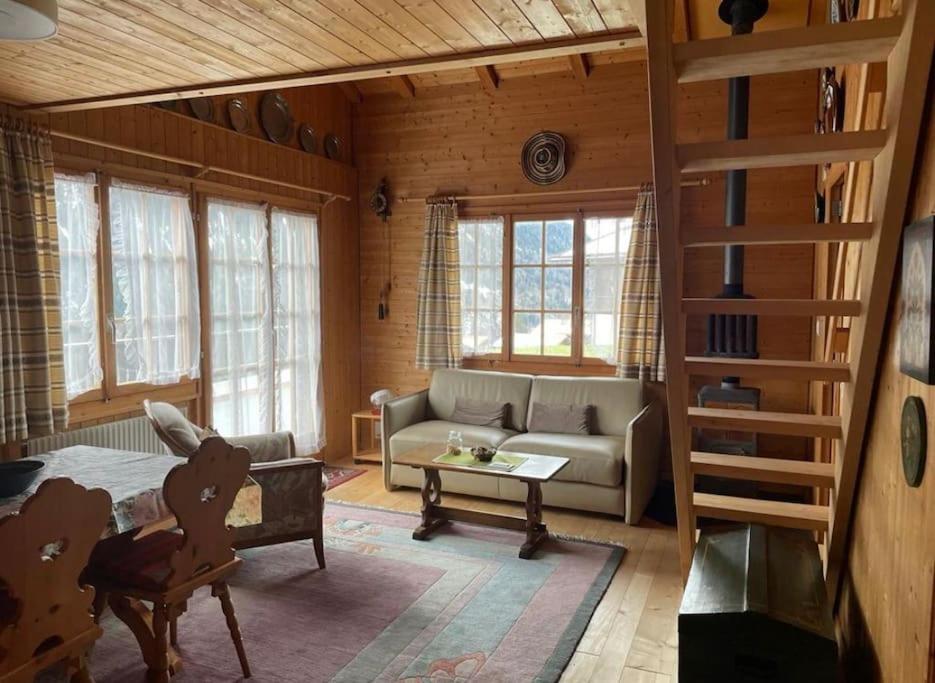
[381,369,663,524]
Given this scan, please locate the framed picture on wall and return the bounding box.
[900,215,935,384]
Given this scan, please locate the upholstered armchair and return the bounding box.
[142,400,327,568]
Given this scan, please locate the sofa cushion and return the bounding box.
[428,369,533,432]
[389,420,516,459]
[528,376,642,437]
[450,397,508,428]
[527,402,593,435]
[499,432,627,487]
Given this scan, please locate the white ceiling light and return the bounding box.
[0,0,58,41]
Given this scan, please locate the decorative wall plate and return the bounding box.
[260,92,293,144]
[188,96,214,123]
[901,396,926,487]
[324,133,341,160]
[298,124,317,153]
[154,100,179,112]
[227,98,251,134]
[521,131,567,186]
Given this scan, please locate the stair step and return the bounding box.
[687,407,843,439]
[682,222,875,247]
[674,16,902,83]
[691,452,836,488]
[684,357,851,382]
[693,492,830,531]
[678,130,887,173]
[682,298,862,317]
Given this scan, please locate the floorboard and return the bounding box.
[325,459,682,681]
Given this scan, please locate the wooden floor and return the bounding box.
[325,459,682,682]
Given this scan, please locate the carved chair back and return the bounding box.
[0,478,111,676]
[162,437,250,589]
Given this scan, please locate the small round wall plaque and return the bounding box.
[901,396,926,487]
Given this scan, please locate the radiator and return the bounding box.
[26,415,170,457]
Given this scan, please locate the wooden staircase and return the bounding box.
[642,0,933,598]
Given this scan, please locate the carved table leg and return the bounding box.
[519,481,548,559]
[412,468,447,540]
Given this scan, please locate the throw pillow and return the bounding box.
[450,397,509,428]
[528,402,593,435]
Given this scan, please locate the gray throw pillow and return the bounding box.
[528,402,593,435]
[450,397,509,428]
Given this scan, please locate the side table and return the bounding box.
[351,410,382,464]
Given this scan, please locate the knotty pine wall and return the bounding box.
[836,82,935,682]
[354,60,817,460]
[15,85,361,463]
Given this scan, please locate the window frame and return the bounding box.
[457,216,506,360]
[459,206,635,369]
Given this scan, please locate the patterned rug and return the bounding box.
[89,502,624,682]
[323,465,366,490]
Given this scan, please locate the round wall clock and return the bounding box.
[901,396,927,487]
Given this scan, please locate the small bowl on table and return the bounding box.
[471,446,497,463]
[0,460,45,499]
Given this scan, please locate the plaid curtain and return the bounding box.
[617,184,665,382]
[415,199,462,369]
[0,118,67,443]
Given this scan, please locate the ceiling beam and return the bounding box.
[21,30,644,113]
[389,75,415,99]
[568,54,590,80]
[338,82,363,104]
[475,64,499,91]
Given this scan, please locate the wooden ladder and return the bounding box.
[642,0,933,597]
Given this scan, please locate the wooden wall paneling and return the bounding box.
[353,60,818,465]
[836,5,935,678]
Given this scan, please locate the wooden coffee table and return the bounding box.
[394,443,569,559]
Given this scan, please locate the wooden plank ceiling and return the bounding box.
[0,0,642,107]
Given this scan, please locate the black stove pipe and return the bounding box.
[705,0,768,378]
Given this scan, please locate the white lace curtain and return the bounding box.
[207,201,324,454]
[207,199,272,437]
[54,172,103,399]
[108,180,200,385]
[272,209,324,454]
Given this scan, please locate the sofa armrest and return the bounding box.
[624,400,663,524]
[381,389,429,490]
[227,431,296,463]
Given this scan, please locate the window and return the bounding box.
[108,181,200,385]
[54,173,103,399]
[207,200,272,437]
[206,201,324,454]
[512,218,574,357]
[584,216,632,361]
[456,212,633,364]
[458,217,504,356]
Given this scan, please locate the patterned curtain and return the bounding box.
[415,199,462,369]
[616,184,666,382]
[0,118,67,443]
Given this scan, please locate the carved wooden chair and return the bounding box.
[87,437,252,682]
[143,399,327,568]
[0,478,112,683]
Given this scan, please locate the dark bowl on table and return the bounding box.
[471,446,497,463]
[0,460,44,499]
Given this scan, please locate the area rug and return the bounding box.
[323,465,366,490]
[88,502,624,682]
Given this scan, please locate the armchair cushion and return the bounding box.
[144,401,202,456]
